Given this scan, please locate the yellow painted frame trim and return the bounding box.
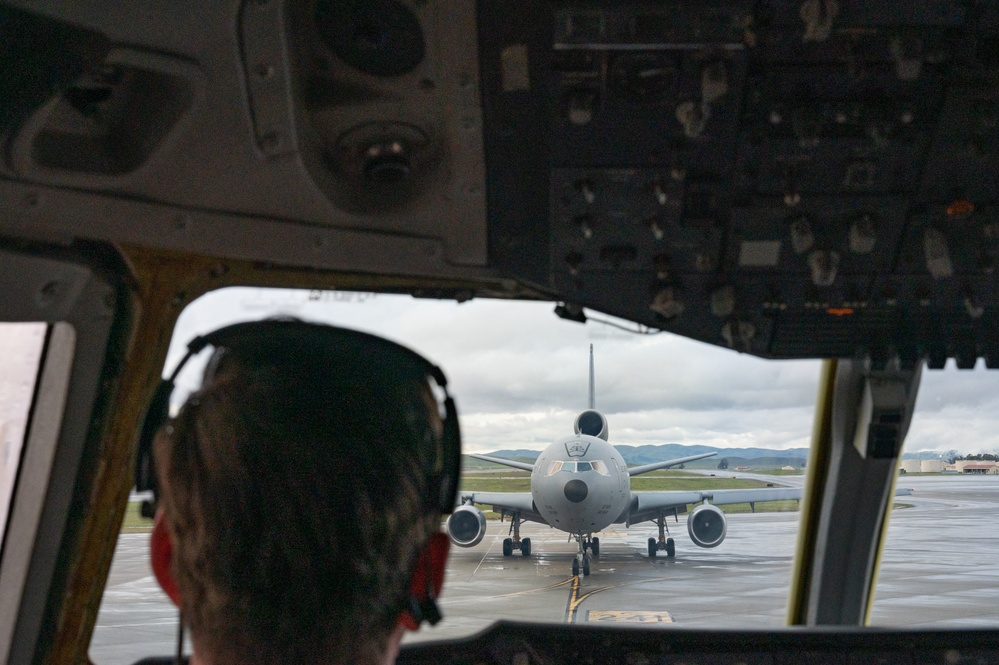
[45,245,523,665]
[786,358,837,625]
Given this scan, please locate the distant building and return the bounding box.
[920,460,945,473]
[734,466,752,472]
[899,460,922,474]
[957,461,999,474]
[781,465,796,471]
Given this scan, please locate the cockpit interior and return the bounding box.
[2,1,999,664]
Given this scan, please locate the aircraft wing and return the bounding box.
[627,487,802,526]
[627,452,718,476]
[458,491,546,524]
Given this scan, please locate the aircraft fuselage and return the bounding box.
[530,434,631,535]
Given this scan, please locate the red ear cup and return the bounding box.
[151,512,182,606]
[401,532,450,629]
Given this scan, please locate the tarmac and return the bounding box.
[88,474,999,663]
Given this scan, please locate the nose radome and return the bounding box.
[564,479,588,503]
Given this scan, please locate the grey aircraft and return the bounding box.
[446,345,803,576]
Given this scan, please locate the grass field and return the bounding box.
[122,501,154,533]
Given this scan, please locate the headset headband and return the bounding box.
[135,319,461,517]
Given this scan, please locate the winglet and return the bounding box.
[588,344,595,409]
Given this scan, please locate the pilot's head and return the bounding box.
[148,319,456,665]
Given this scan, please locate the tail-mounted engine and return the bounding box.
[573,409,608,441]
[446,504,487,547]
[687,503,727,548]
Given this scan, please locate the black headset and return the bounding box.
[134,318,462,519]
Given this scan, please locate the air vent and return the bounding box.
[9,49,198,177]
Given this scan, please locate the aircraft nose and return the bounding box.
[564,479,588,503]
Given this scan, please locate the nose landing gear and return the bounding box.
[571,533,595,576]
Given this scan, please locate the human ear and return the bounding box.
[400,531,451,631]
[150,509,182,606]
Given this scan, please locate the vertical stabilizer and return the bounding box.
[588,344,595,409]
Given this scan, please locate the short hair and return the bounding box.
[154,322,446,665]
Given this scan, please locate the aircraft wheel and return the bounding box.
[502,538,513,556]
[647,537,657,558]
[591,537,600,556]
[572,558,580,576]
[666,538,675,558]
[521,537,532,556]
[583,557,590,576]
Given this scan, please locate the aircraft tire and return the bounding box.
[648,537,658,558]
[666,538,675,558]
[583,557,590,576]
[572,558,580,576]
[521,537,531,556]
[591,537,600,556]
[502,538,513,556]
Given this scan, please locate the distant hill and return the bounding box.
[474,443,946,469]
[475,448,541,460]
[476,443,809,469]
[614,444,810,464]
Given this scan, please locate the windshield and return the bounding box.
[546,460,610,476]
[0,323,47,548]
[88,288,999,664]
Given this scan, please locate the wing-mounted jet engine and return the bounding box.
[446,504,488,548]
[687,503,727,548]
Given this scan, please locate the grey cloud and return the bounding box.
[170,288,998,456]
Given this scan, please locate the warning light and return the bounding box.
[947,199,974,217]
[827,308,855,316]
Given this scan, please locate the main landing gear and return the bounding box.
[647,513,676,559]
[501,512,531,557]
[571,534,599,576]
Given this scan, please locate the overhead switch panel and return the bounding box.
[480,0,999,363]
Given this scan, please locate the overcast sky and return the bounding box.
[165,288,999,457]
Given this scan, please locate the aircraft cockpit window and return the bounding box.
[547,461,608,475]
[0,322,48,548]
[89,287,999,665]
